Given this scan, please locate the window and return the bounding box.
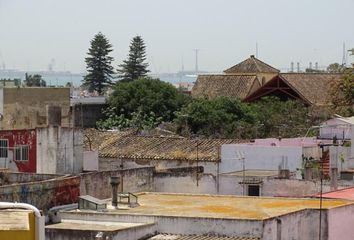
[0,139,8,158]
[248,185,260,196]
[15,145,29,161]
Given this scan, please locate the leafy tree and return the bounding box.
[175,96,321,139]
[327,63,345,73]
[83,32,114,95]
[249,97,314,138]
[24,73,46,87]
[98,78,190,129]
[175,97,256,138]
[117,35,149,82]
[331,50,354,115]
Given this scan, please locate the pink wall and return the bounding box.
[328,204,354,240]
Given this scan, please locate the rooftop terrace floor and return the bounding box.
[77,192,353,220]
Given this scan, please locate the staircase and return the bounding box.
[320,151,330,177]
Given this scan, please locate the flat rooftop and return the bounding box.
[46,219,152,232]
[149,234,259,240]
[75,192,353,220]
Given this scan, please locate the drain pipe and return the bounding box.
[0,202,45,240]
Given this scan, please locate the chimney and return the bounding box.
[290,62,294,72]
[46,105,61,126]
[110,176,120,208]
[250,55,255,58]
[309,62,312,70]
[315,62,318,70]
[297,62,300,72]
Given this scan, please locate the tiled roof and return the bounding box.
[84,129,245,162]
[83,128,137,151]
[224,55,279,74]
[191,74,259,99]
[280,73,342,106]
[148,234,259,240]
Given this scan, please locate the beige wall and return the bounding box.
[0,87,70,130]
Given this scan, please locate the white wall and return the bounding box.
[100,158,218,175]
[83,151,98,171]
[220,144,303,173]
[320,118,353,140]
[37,126,83,174]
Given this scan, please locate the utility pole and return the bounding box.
[236,150,246,196]
[194,49,199,75]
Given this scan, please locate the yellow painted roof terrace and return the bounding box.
[95,192,354,221]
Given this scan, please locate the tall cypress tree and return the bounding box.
[117,35,149,82]
[83,32,114,95]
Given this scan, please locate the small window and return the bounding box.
[15,145,29,161]
[0,139,8,158]
[248,185,260,196]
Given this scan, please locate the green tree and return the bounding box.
[24,73,46,87]
[175,97,256,138]
[175,96,320,139]
[327,63,345,73]
[117,35,149,82]
[98,78,189,129]
[83,32,114,95]
[249,97,313,138]
[331,50,354,115]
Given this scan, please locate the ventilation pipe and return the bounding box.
[110,176,120,208]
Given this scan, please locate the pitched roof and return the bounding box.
[84,129,246,162]
[148,234,259,240]
[224,55,279,74]
[280,73,342,106]
[315,187,354,201]
[83,128,137,151]
[191,74,259,99]
[244,73,342,106]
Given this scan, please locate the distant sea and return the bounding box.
[0,70,197,87]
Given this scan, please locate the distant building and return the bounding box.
[192,55,342,107]
[0,126,83,174]
[319,116,354,140]
[70,96,107,128]
[0,87,71,130]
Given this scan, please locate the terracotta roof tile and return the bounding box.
[191,74,259,99]
[224,56,279,74]
[280,73,342,106]
[85,129,246,162]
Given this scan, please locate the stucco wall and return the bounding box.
[263,209,328,240]
[80,167,155,199]
[0,87,71,130]
[221,144,303,173]
[59,211,264,238]
[0,175,80,212]
[37,127,83,174]
[328,205,354,240]
[46,222,156,240]
[99,158,218,175]
[0,129,37,172]
[153,169,319,197]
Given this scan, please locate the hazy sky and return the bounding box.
[0,0,353,73]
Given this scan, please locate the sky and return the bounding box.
[0,0,353,74]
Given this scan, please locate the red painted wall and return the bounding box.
[0,129,36,172]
